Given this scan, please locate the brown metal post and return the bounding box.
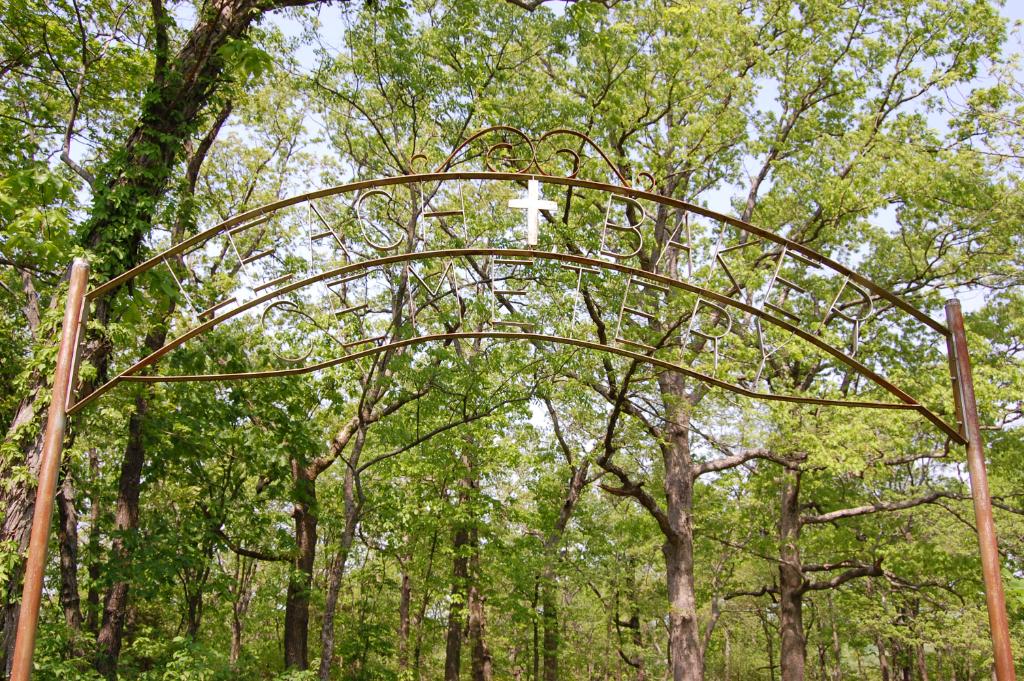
[9,258,89,681]
[946,299,1017,681]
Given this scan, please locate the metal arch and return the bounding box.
[71,248,965,443]
[84,171,949,339]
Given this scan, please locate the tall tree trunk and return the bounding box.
[284,464,317,670]
[412,531,438,681]
[828,592,842,681]
[915,643,929,681]
[761,609,778,681]
[86,448,101,633]
[779,467,806,681]
[318,427,365,680]
[541,572,559,681]
[319,533,356,671]
[866,579,890,681]
[532,580,540,681]
[632,617,645,679]
[181,557,212,640]
[93,311,175,677]
[95,394,148,678]
[620,568,647,681]
[658,373,702,681]
[536,405,590,681]
[444,523,469,681]
[398,555,412,674]
[468,580,492,681]
[1,372,56,674]
[229,555,256,668]
[56,469,83,635]
[724,628,731,681]
[468,528,492,681]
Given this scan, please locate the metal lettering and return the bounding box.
[599,195,645,261]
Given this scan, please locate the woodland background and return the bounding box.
[2,0,1024,680]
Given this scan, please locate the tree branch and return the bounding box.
[801,491,959,526]
[693,447,794,479]
[802,560,883,594]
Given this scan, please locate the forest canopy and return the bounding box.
[1,0,1024,680]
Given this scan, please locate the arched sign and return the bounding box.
[10,127,1015,680]
[74,127,961,442]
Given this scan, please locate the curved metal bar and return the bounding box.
[118,331,915,405]
[84,172,949,340]
[70,249,964,443]
[534,128,632,186]
[72,331,962,443]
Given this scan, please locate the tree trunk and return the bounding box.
[468,579,492,681]
[1,382,53,674]
[829,592,842,681]
[619,568,647,681]
[541,573,559,681]
[318,427,365,680]
[56,469,83,635]
[532,580,540,681]
[94,393,148,678]
[468,524,492,681]
[284,464,317,670]
[182,559,211,641]
[877,639,891,681]
[398,556,412,673]
[761,609,778,681]
[866,579,890,681]
[779,467,806,681]
[229,555,256,668]
[724,628,731,681]
[537,423,590,681]
[658,372,702,681]
[86,448,101,633]
[916,643,929,681]
[230,613,244,667]
[317,525,355,678]
[412,531,438,681]
[444,523,469,681]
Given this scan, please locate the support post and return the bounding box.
[10,258,90,681]
[945,299,1016,681]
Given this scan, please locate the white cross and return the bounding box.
[508,179,557,246]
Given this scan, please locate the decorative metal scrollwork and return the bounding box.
[435,125,635,187]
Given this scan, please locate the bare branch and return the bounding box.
[213,525,290,563]
[543,397,574,466]
[802,561,883,593]
[186,100,233,191]
[599,462,672,539]
[694,447,795,479]
[801,491,959,526]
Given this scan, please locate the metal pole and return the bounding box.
[945,298,1016,681]
[10,258,89,681]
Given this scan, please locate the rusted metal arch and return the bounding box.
[71,248,963,444]
[83,171,948,339]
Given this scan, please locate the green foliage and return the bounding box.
[2,0,1024,679]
